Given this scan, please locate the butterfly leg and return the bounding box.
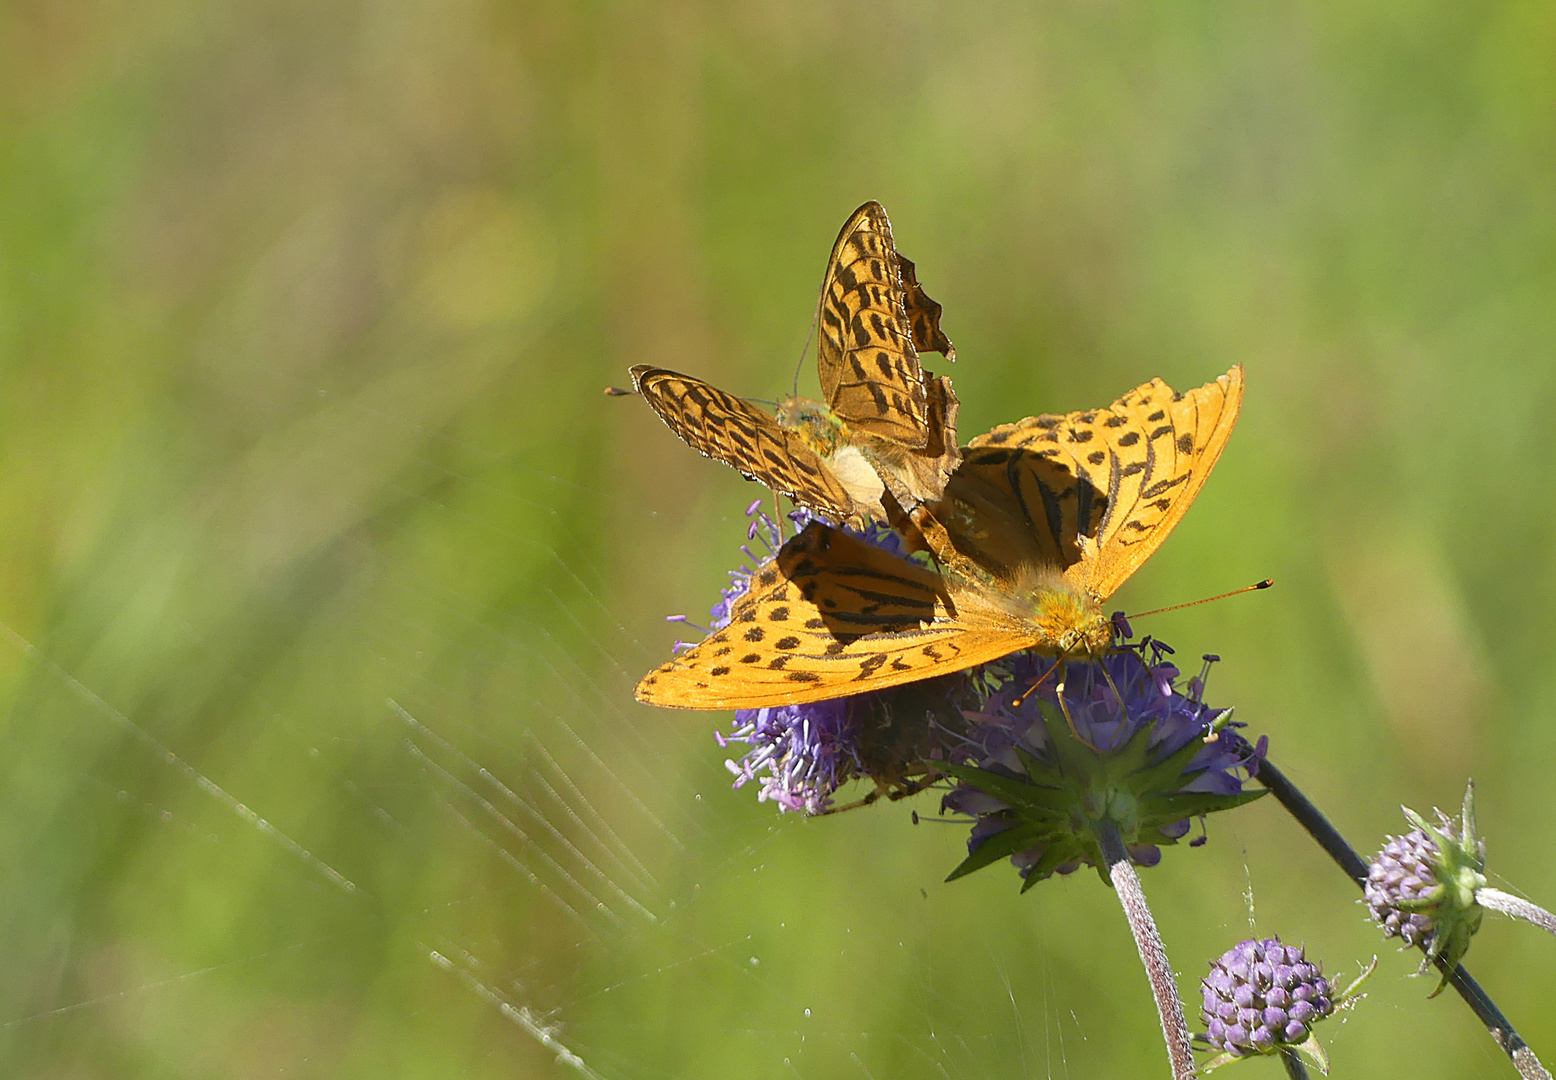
[809,770,945,816]
[1097,660,1129,725]
[907,502,991,585]
[877,489,930,556]
[1053,669,1103,751]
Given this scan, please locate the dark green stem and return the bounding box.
[1246,746,1550,1080]
[1280,1048,1309,1080]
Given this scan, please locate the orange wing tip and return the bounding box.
[635,665,736,711]
[635,668,681,707]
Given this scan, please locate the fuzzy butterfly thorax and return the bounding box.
[963,564,1114,660]
[636,366,1243,711]
[771,396,889,517]
[622,202,959,531]
[773,397,849,456]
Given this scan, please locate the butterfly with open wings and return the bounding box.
[637,366,1244,710]
[622,201,959,530]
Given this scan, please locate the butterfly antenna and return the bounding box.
[1126,580,1272,621]
[793,282,824,399]
[773,492,785,544]
[603,384,636,397]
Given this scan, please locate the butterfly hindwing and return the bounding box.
[635,522,1030,710]
[899,254,956,362]
[918,443,1107,582]
[630,365,859,522]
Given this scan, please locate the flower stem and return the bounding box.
[1280,1048,1310,1080]
[1479,887,1556,937]
[1093,817,1195,1080]
[1246,745,1551,1080]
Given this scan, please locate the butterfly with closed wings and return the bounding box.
[637,366,1244,710]
[623,201,959,530]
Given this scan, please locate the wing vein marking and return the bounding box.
[998,448,1050,546]
[1033,470,1068,557]
[1099,449,1124,539]
[1074,468,1096,541]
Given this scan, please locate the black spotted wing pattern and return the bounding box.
[635,522,1032,710]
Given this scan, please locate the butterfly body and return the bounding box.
[624,202,958,530]
[637,367,1244,712]
[769,396,888,516]
[773,396,848,455]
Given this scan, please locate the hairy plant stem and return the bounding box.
[1279,1048,1309,1080]
[1479,888,1556,937]
[1245,744,1550,1080]
[1093,817,1195,1080]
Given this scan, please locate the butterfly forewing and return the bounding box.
[816,203,934,447]
[966,365,1244,600]
[635,522,1031,710]
[630,365,859,522]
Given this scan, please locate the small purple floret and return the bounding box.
[722,699,858,815]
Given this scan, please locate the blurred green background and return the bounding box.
[2,0,1553,1076]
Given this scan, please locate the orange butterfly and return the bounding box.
[637,366,1243,710]
[624,202,959,529]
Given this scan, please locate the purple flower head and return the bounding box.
[1199,938,1333,1060]
[1364,782,1486,990]
[1366,829,1444,948]
[942,635,1265,886]
[1196,937,1372,1072]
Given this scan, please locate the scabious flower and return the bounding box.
[1195,936,1370,1073]
[1202,937,1331,1058]
[941,644,1266,886]
[1365,783,1486,990]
